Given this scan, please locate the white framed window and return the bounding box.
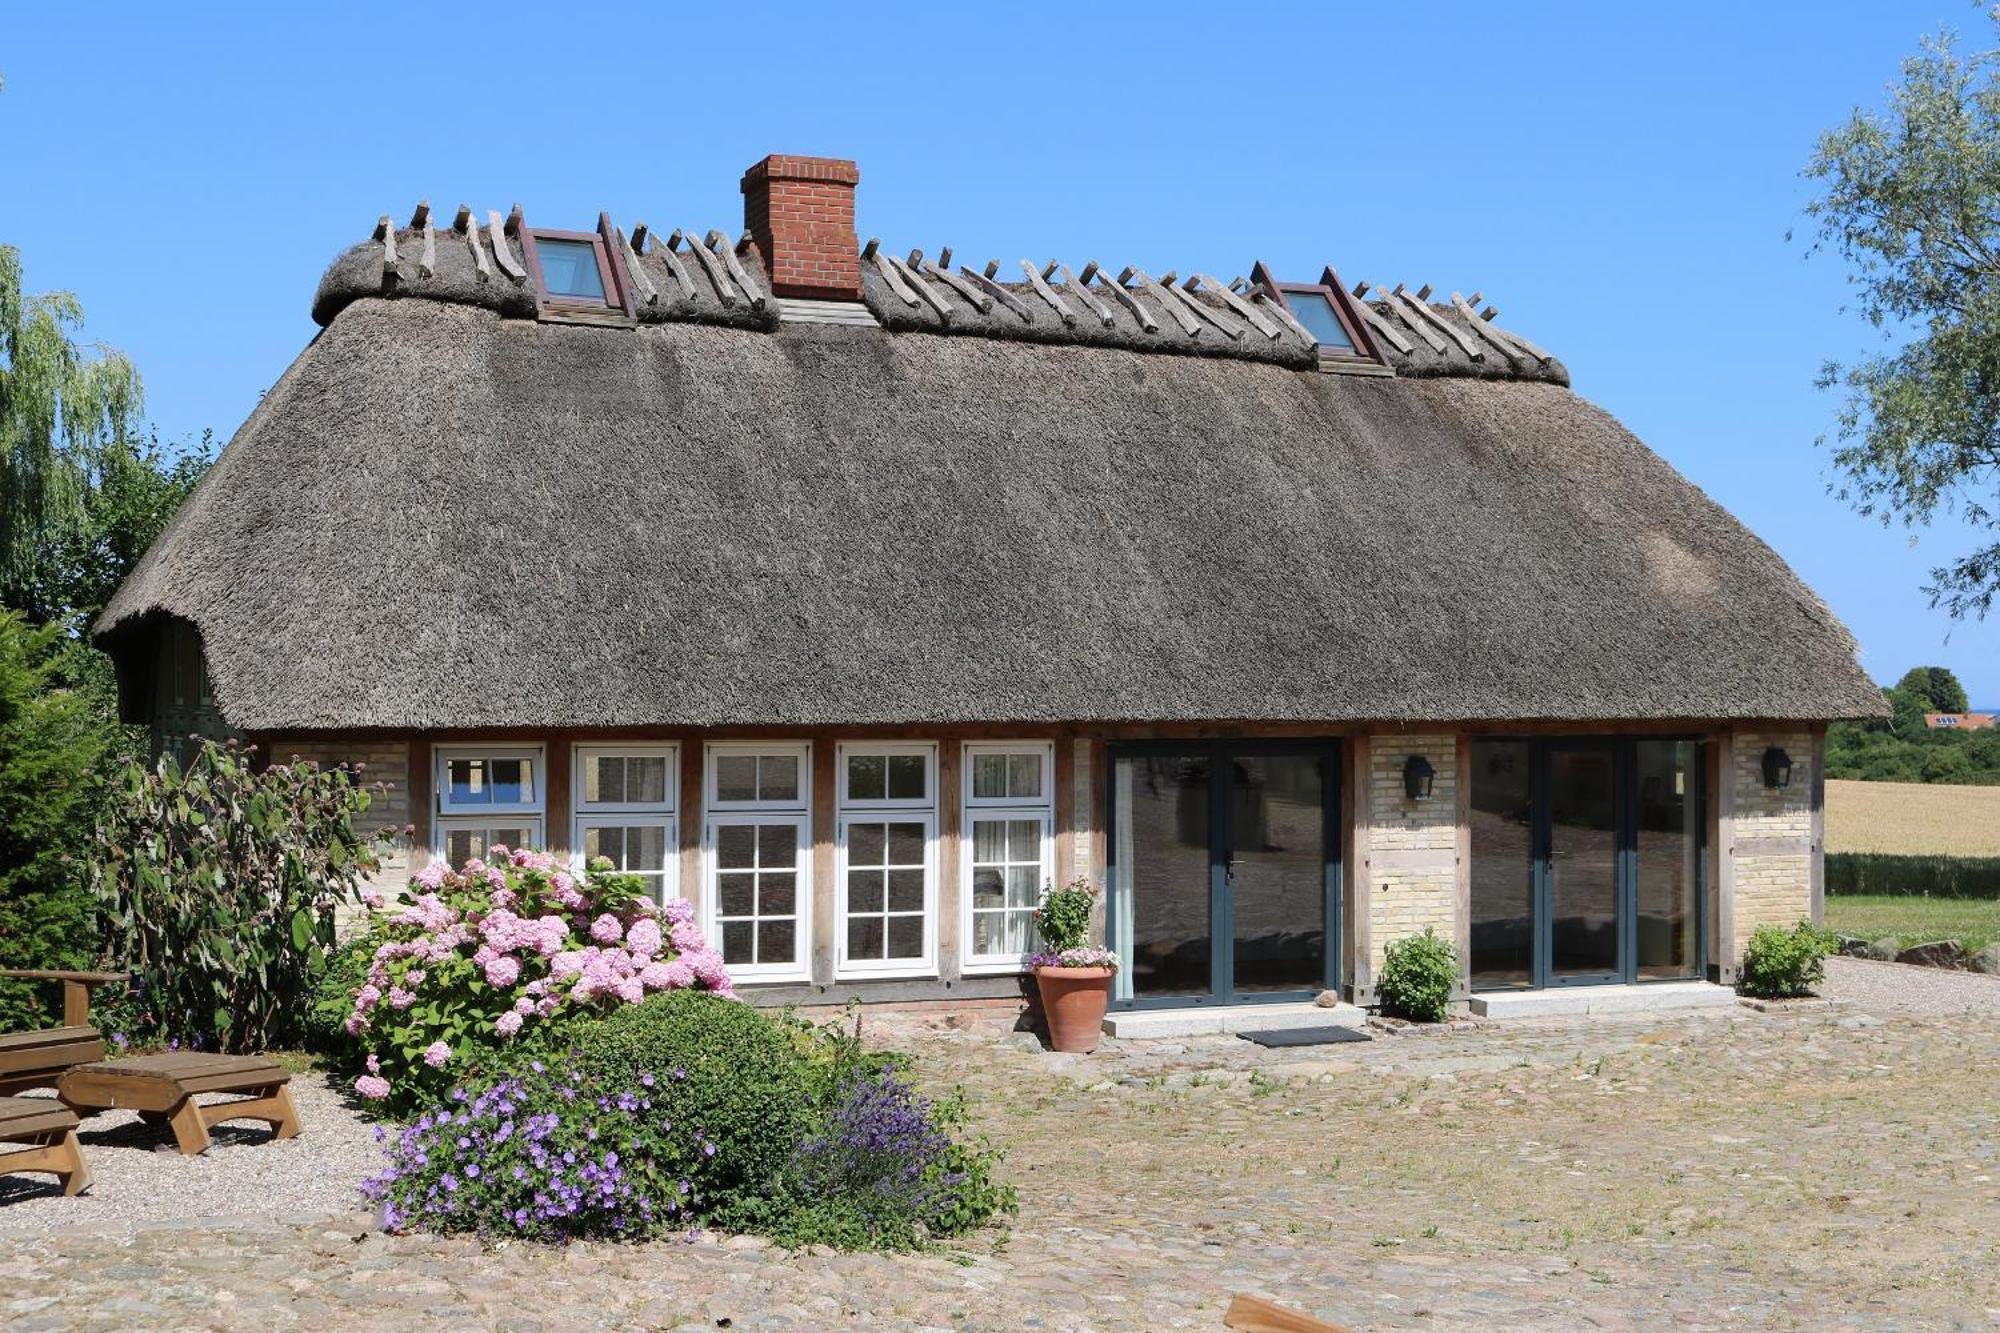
[706,742,810,812]
[703,744,812,983]
[960,742,1056,973]
[572,744,679,904]
[436,746,543,816]
[435,818,545,867]
[838,742,936,810]
[706,814,811,982]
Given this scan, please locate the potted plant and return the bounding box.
[1029,877,1117,1053]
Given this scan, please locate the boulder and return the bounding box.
[1894,939,1962,969]
[1313,989,1343,1008]
[1966,943,2000,976]
[1864,937,1902,962]
[1835,935,1872,958]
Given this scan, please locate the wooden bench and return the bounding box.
[0,1096,90,1196]
[58,1054,302,1156]
[0,969,125,1095]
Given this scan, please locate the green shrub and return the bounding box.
[305,930,383,1063]
[575,990,814,1228]
[1827,853,2000,900]
[1739,921,1836,999]
[1377,928,1457,1022]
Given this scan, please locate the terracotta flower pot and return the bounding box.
[1034,966,1115,1053]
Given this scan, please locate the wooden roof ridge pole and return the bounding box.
[648,227,696,301]
[457,205,491,281]
[1340,285,1415,356]
[706,229,766,310]
[373,215,400,279]
[1088,262,1160,332]
[887,254,955,323]
[1373,282,1447,353]
[485,211,527,281]
[1160,276,1244,340]
[1452,292,1551,361]
[1250,283,1317,348]
[503,203,523,237]
[1020,259,1077,325]
[961,265,1035,322]
[1391,284,1481,360]
[1449,292,1532,363]
[411,201,436,279]
[618,226,661,307]
[1055,263,1115,326]
[671,228,736,306]
[1189,272,1281,339]
[866,238,921,307]
[918,257,993,314]
[1121,266,1202,336]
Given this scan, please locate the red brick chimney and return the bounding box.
[741,154,862,302]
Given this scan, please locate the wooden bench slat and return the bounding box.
[0,1096,80,1138]
[0,1026,100,1051]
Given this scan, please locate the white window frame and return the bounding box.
[959,742,1057,974]
[836,809,938,981]
[836,741,937,811]
[570,743,680,904]
[436,745,545,817]
[703,812,812,983]
[705,741,812,813]
[961,740,1056,809]
[433,816,547,865]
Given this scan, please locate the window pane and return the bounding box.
[847,754,886,801]
[716,756,757,803]
[758,920,795,965]
[972,868,1005,909]
[716,824,756,870]
[722,920,754,965]
[718,872,756,917]
[587,757,624,805]
[447,829,476,864]
[629,757,668,805]
[448,758,488,804]
[493,826,531,850]
[1285,289,1354,350]
[849,821,885,866]
[847,916,883,960]
[972,754,1008,800]
[887,754,927,800]
[582,826,611,863]
[887,822,924,866]
[848,868,887,913]
[758,823,796,869]
[1471,741,1534,988]
[972,818,1007,864]
[886,868,925,912]
[1637,740,1700,979]
[887,916,924,959]
[1007,818,1041,862]
[537,237,607,301]
[973,912,1003,956]
[490,758,529,805]
[758,755,799,803]
[1007,866,1040,908]
[1007,753,1042,799]
[760,873,796,916]
[634,824,668,869]
[1000,910,1031,953]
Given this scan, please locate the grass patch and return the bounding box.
[1824,894,2000,951]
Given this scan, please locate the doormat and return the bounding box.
[1237,1025,1372,1048]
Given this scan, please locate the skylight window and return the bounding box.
[536,237,607,301]
[1281,289,1354,351]
[1252,261,1381,369]
[521,223,625,316]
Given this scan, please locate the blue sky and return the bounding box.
[4,2,1996,703]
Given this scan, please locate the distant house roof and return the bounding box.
[95,192,1883,732]
[1925,712,1996,729]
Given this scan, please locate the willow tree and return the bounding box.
[1803,19,2000,618]
[0,244,144,613]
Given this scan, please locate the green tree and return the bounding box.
[0,245,145,610]
[0,612,120,1027]
[1891,665,1972,714]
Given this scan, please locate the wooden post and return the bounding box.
[1809,723,1827,926]
[937,741,962,982]
[1346,736,1373,1003]
[680,744,704,917]
[1454,733,1473,1001]
[811,744,837,986]
[1709,730,1736,984]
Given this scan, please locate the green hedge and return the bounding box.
[1826,853,2000,900]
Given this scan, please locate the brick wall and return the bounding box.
[1729,728,1815,958]
[1364,733,1460,976]
[740,154,861,301]
[267,738,413,904]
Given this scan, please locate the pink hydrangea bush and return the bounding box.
[346,848,732,1111]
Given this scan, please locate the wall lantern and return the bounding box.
[1403,754,1436,801]
[1760,746,1793,789]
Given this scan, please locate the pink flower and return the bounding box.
[360,889,385,910]
[414,861,447,890]
[387,987,416,1010]
[422,1041,451,1069]
[614,977,645,1005]
[590,914,624,944]
[514,997,535,1016]
[494,1011,523,1038]
[365,1054,381,1075]
[550,951,584,980]
[484,955,521,988]
[626,918,663,958]
[354,1074,391,1100]
[663,898,695,926]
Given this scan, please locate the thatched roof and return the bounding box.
[99,260,1882,730]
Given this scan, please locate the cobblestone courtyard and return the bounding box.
[7,963,1999,1331]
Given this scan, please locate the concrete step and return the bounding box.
[1469,981,1737,1020]
[1103,1001,1369,1040]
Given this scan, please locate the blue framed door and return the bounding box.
[1107,741,1342,1008]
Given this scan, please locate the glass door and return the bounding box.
[1111,743,1339,1007]
[1543,745,1622,985]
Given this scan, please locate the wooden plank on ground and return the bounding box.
[1223,1292,1351,1332]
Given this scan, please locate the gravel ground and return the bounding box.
[1820,954,2000,1017]
[0,1072,381,1234]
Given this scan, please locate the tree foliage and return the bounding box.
[1826,663,2000,783]
[1802,19,2000,618]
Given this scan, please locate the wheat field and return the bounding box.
[1823,779,2000,856]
